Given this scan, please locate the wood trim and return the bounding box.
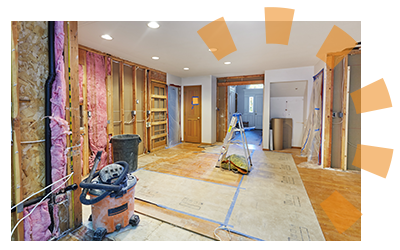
[217,79,264,87]
[151,108,168,112]
[146,70,151,152]
[169,84,181,88]
[143,70,148,153]
[218,74,264,81]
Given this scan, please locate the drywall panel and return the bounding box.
[216,86,227,142]
[167,73,182,86]
[211,76,217,143]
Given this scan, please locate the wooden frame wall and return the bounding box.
[11,21,82,240]
[323,49,361,170]
[78,45,167,158]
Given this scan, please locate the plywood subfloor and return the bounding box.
[67,131,360,241]
[275,148,361,241]
[133,147,324,241]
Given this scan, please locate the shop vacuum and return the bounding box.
[80,151,140,241]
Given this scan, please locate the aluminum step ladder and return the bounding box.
[215,113,252,170]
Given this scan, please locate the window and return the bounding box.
[249,96,254,113]
[247,84,264,89]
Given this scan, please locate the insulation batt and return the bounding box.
[23,200,52,241]
[87,52,108,170]
[50,21,68,192]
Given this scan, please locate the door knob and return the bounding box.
[198,117,200,120]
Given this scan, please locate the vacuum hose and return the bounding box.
[79,152,130,205]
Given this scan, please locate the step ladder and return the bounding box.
[215,113,252,170]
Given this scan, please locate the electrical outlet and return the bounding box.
[146,122,151,128]
[131,110,136,116]
[147,110,151,116]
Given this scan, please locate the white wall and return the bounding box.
[263,66,314,150]
[180,75,216,144]
[167,73,182,86]
[270,97,304,147]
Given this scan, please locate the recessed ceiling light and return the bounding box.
[152,56,159,60]
[101,34,113,40]
[209,48,217,52]
[147,21,160,29]
[183,68,189,70]
[224,62,231,65]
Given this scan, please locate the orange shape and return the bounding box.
[320,191,362,234]
[353,144,393,178]
[197,17,237,61]
[350,78,392,114]
[316,25,357,68]
[264,7,295,45]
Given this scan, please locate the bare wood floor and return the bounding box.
[275,148,361,241]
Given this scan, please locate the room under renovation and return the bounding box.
[11,20,362,242]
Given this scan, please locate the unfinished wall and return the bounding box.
[17,21,48,198]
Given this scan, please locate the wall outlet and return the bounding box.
[146,122,151,128]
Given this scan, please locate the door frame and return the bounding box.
[183,85,202,143]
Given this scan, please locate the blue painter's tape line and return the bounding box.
[139,168,242,190]
[315,129,320,132]
[157,204,232,227]
[223,173,245,225]
[315,108,320,110]
[222,227,264,241]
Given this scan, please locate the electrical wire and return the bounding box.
[11,172,74,212]
[213,225,232,241]
[11,172,74,238]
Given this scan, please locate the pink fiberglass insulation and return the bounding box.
[50,21,69,193]
[79,64,84,103]
[23,199,52,241]
[87,51,108,170]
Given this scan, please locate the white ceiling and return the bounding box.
[78,21,360,78]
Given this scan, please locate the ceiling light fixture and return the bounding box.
[224,62,231,65]
[101,34,113,40]
[183,68,189,70]
[147,21,160,29]
[152,56,160,60]
[209,48,217,52]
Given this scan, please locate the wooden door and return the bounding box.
[149,78,168,151]
[184,86,201,143]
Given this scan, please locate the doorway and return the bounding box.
[168,85,181,147]
[184,85,202,143]
[270,81,307,148]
